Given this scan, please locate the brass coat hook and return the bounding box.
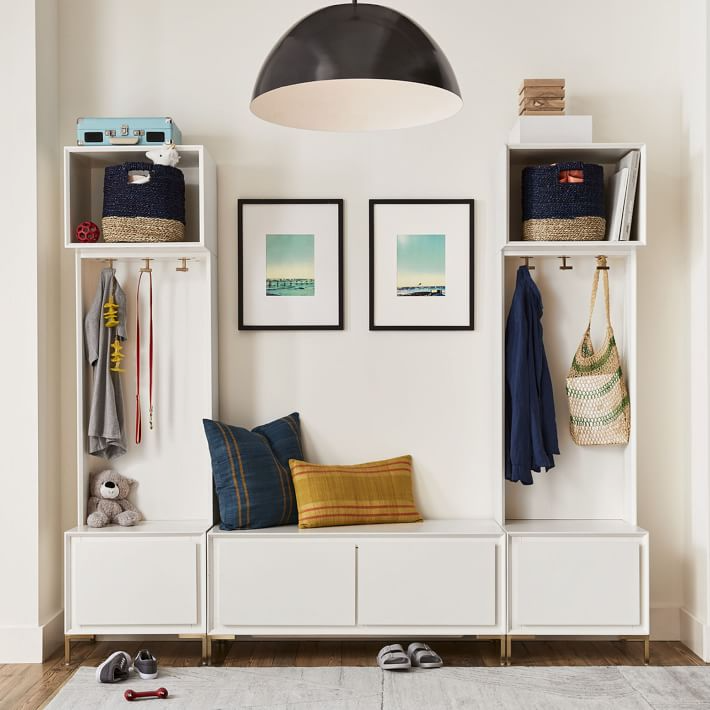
[105,259,115,270]
[521,257,535,270]
[559,256,573,270]
[596,255,609,271]
[140,258,153,273]
[176,258,189,273]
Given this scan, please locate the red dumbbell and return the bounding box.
[124,687,169,701]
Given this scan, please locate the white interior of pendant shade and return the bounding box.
[250,78,463,131]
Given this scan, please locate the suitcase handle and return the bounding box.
[110,136,140,145]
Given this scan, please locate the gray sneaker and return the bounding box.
[96,651,132,683]
[134,648,158,679]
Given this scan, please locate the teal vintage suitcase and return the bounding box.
[76,117,182,146]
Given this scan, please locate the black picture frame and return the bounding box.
[238,199,344,330]
[369,199,475,331]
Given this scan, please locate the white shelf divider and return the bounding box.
[503,241,645,256]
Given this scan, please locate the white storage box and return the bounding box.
[509,116,593,144]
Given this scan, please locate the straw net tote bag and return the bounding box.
[566,257,630,446]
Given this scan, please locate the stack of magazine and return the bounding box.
[605,150,641,241]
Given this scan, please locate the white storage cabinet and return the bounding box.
[208,520,506,662]
[63,146,218,663]
[498,143,650,663]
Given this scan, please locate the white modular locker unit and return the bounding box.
[499,143,649,663]
[63,146,218,663]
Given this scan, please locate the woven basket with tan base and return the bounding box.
[523,216,606,241]
[522,161,606,241]
[566,257,630,446]
[102,162,185,243]
[102,216,184,243]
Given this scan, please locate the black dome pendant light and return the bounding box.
[250,1,463,131]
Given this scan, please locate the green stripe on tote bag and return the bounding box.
[566,256,630,446]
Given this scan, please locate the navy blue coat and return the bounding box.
[505,267,559,484]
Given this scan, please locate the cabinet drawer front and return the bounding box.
[73,538,199,626]
[511,537,641,627]
[358,539,497,626]
[215,540,355,627]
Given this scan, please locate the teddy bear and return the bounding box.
[87,469,143,527]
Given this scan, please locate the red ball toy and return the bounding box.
[76,220,100,243]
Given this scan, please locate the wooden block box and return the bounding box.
[519,79,566,116]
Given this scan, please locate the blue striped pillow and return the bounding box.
[203,413,302,530]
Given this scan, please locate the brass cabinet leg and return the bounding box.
[178,634,209,666]
[500,636,506,666]
[622,635,651,666]
[506,635,512,666]
[64,635,95,665]
[204,636,211,666]
[208,635,236,666]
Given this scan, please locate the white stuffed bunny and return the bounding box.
[146,142,181,168]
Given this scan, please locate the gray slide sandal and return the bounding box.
[377,644,411,670]
[407,642,443,668]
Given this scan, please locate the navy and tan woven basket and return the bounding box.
[522,162,606,241]
[102,162,185,243]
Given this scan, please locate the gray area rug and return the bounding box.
[46,665,710,709]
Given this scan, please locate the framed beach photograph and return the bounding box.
[238,199,344,330]
[369,199,475,330]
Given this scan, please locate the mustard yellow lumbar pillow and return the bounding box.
[288,455,423,529]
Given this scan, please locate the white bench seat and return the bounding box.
[207,519,505,637]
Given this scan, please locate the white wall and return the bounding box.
[0,0,63,663]
[36,0,63,651]
[0,0,40,650]
[680,0,710,660]
[57,0,687,637]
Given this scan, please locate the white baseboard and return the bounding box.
[0,606,690,661]
[0,625,43,663]
[650,606,681,640]
[42,609,64,659]
[0,609,64,663]
[680,607,710,662]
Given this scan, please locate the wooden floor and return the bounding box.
[0,639,704,710]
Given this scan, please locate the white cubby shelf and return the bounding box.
[64,145,217,254]
[504,142,647,248]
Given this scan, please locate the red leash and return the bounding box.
[135,269,154,444]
